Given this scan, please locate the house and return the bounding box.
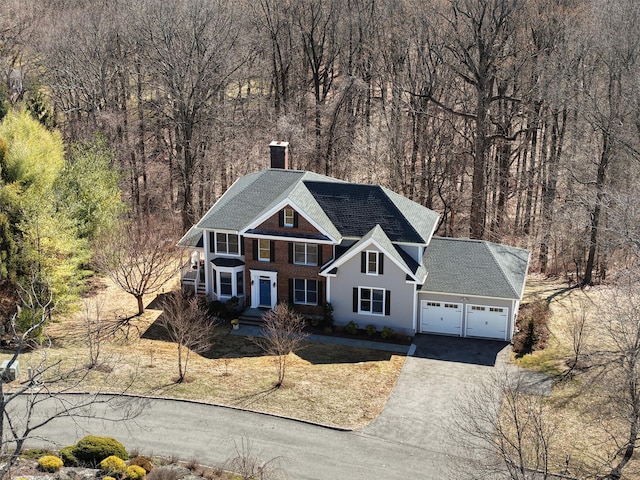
[178,142,530,342]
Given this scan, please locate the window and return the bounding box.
[445,303,458,309]
[236,271,244,296]
[212,268,217,294]
[361,251,384,275]
[294,243,318,266]
[284,208,295,227]
[490,307,504,313]
[360,287,384,315]
[426,301,440,307]
[294,279,317,305]
[220,272,232,296]
[471,306,486,311]
[258,239,270,262]
[215,232,239,255]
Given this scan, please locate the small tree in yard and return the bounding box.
[94,219,177,316]
[157,291,217,383]
[254,303,309,388]
[0,278,141,479]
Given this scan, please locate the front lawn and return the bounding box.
[15,277,405,430]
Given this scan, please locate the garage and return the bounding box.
[420,300,462,336]
[465,304,508,340]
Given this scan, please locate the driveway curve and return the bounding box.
[22,335,512,479]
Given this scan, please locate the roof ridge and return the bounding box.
[484,241,522,298]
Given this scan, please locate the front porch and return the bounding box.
[180,260,206,295]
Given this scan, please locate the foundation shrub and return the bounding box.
[345,320,358,335]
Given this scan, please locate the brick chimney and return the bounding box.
[269,141,289,169]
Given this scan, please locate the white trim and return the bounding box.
[365,250,380,276]
[320,237,415,280]
[357,286,386,316]
[292,278,319,306]
[418,290,519,302]
[293,243,319,266]
[283,208,295,227]
[242,232,334,244]
[249,269,278,308]
[258,239,270,262]
[239,198,339,243]
[465,303,509,341]
[412,284,418,333]
[326,277,332,303]
[212,231,241,256]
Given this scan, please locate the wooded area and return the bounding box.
[1,0,639,291]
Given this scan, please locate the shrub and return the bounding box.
[22,448,54,459]
[512,300,551,355]
[73,435,128,465]
[100,455,127,476]
[59,446,79,467]
[126,464,147,480]
[322,302,334,328]
[37,455,63,472]
[103,477,117,480]
[129,455,154,473]
[365,324,377,336]
[381,326,395,339]
[345,320,359,335]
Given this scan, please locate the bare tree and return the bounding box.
[80,297,109,370]
[580,278,640,480]
[93,219,177,316]
[224,436,283,480]
[0,278,141,479]
[254,303,308,388]
[452,368,557,480]
[157,290,217,383]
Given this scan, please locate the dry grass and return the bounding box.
[511,276,640,477]
[8,276,404,430]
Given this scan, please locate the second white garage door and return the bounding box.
[466,305,508,340]
[421,300,462,336]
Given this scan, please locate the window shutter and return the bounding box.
[212,269,217,294]
[361,252,366,273]
[293,212,299,228]
[318,281,324,305]
[385,291,391,316]
[353,288,358,312]
[288,279,294,303]
[288,242,293,263]
[209,232,216,253]
[317,245,323,266]
[252,240,258,261]
[279,211,284,227]
[379,254,384,275]
[270,240,275,262]
[240,237,245,255]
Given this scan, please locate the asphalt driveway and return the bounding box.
[22,335,521,479]
[361,335,511,455]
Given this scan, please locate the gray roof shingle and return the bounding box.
[420,237,530,299]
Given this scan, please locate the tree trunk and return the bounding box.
[136,295,144,316]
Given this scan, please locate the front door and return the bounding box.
[259,278,271,307]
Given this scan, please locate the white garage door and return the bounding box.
[421,300,462,336]
[466,305,508,340]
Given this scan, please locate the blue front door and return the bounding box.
[259,278,271,307]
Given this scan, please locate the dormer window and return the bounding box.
[283,208,295,227]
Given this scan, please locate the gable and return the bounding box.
[246,205,331,242]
